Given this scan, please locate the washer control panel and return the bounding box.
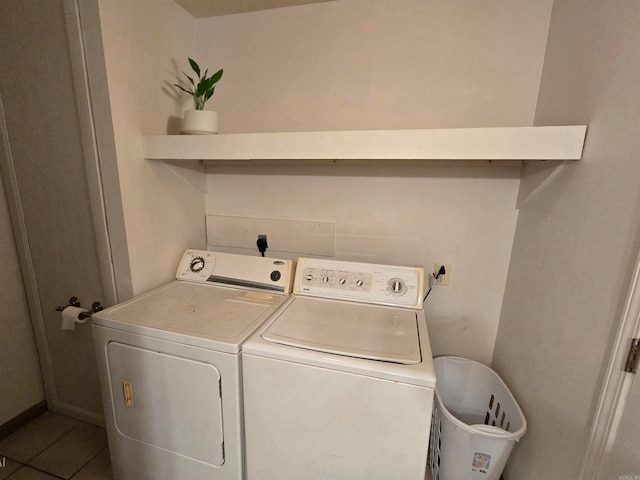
[294,257,424,309]
[176,249,295,293]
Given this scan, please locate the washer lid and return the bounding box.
[261,296,421,364]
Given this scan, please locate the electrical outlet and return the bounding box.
[257,234,268,254]
[433,263,451,286]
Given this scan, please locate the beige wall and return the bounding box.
[492,1,640,478]
[98,0,207,295]
[198,0,553,363]
[0,169,44,425]
[196,0,553,133]
[206,166,522,364]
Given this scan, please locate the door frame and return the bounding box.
[63,0,132,305]
[580,245,640,477]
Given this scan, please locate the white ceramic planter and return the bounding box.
[180,110,218,134]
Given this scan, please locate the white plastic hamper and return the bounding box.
[429,356,527,480]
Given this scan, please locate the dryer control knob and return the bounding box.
[270,270,281,282]
[189,256,206,273]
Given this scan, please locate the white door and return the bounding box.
[0,0,127,422]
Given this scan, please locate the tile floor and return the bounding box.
[0,412,111,480]
[0,412,441,480]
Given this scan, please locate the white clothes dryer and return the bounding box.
[242,257,436,480]
[92,249,294,480]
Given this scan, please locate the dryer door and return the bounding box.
[106,342,224,466]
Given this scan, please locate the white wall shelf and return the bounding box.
[142,126,586,164]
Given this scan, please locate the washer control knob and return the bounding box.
[270,270,281,282]
[388,278,406,294]
[305,274,313,282]
[356,279,364,287]
[339,278,347,285]
[322,276,330,284]
[189,256,206,273]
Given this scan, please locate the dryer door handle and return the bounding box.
[122,380,135,408]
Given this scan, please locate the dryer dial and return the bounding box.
[270,270,282,282]
[189,256,206,273]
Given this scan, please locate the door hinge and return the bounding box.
[624,338,640,374]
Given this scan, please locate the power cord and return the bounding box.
[423,265,446,302]
[256,235,268,257]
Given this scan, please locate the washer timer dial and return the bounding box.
[388,278,406,295]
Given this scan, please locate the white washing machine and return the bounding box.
[92,249,294,480]
[242,257,436,480]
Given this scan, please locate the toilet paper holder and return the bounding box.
[56,297,103,320]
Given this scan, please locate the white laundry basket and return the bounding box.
[429,356,527,480]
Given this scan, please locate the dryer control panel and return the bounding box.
[294,257,424,309]
[176,249,295,293]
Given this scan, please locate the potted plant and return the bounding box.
[175,58,224,134]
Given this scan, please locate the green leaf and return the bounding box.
[183,73,195,87]
[196,77,209,96]
[202,76,216,91]
[210,69,223,84]
[188,58,200,77]
[174,84,194,95]
[205,86,215,101]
